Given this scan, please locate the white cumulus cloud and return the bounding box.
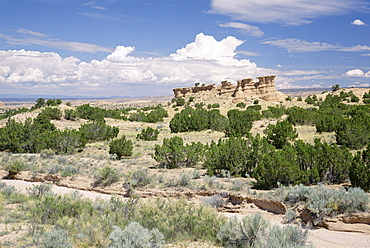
[345,69,365,77]
[0,49,80,84]
[352,19,366,25]
[219,22,264,37]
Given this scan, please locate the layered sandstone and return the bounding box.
[173,75,286,103]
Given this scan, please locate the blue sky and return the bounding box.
[0,0,370,97]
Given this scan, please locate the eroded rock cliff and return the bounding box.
[173,75,286,103]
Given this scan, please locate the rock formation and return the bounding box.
[173,75,286,103]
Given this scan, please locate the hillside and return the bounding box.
[0,87,369,247]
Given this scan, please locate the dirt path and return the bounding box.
[1,179,113,201]
[1,179,370,248]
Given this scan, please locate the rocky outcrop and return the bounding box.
[173,75,286,103]
[322,213,370,234]
[173,84,217,98]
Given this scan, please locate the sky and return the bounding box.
[0,0,370,97]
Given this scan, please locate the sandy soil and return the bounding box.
[2,179,370,248]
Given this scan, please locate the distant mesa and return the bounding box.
[173,75,286,103]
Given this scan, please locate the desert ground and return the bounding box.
[0,87,369,247]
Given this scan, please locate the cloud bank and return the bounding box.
[1,33,350,96]
[0,29,113,53]
[210,0,364,25]
[262,38,370,53]
[1,33,280,95]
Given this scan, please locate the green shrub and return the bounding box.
[50,129,85,154]
[218,214,310,248]
[40,107,62,120]
[39,229,73,248]
[136,127,159,141]
[247,105,261,111]
[30,192,95,225]
[286,106,317,125]
[203,195,225,209]
[205,137,250,177]
[217,214,269,247]
[264,120,298,149]
[168,173,193,187]
[202,175,224,189]
[331,84,340,92]
[109,223,164,248]
[79,121,119,143]
[0,183,17,197]
[262,105,286,119]
[2,157,27,179]
[27,183,53,198]
[134,198,226,242]
[76,104,105,121]
[305,95,318,105]
[109,135,133,159]
[177,173,192,187]
[254,140,352,189]
[350,146,370,191]
[94,166,120,187]
[153,136,204,169]
[46,99,62,106]
[194,102,205,109]
[171,97,185,107]
[230,180,246,191]
[283,209,297,224]
[35,98,46,108]
[127,169,152,188]
[253,145,303,189]
[170,107,227,133]
[207,103,220,109]
[0,107,32,120]
[315,113,345,133]
[64,109,78,121]
[0,117,59,153]
[236,102,246,108]
[277,184,369,225]
[208,109,228,132]
[335,122,369,150]
[225,109,260,137]
[26,193,225,245]
[40,149,55,159]
[144,107,168,123]
[350,95,360,102]
[254,225,309,248]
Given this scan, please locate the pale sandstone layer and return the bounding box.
[173,75,287,103]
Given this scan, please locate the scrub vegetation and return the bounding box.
[0,88,369,246]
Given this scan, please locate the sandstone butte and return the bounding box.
[173,75,287,103]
